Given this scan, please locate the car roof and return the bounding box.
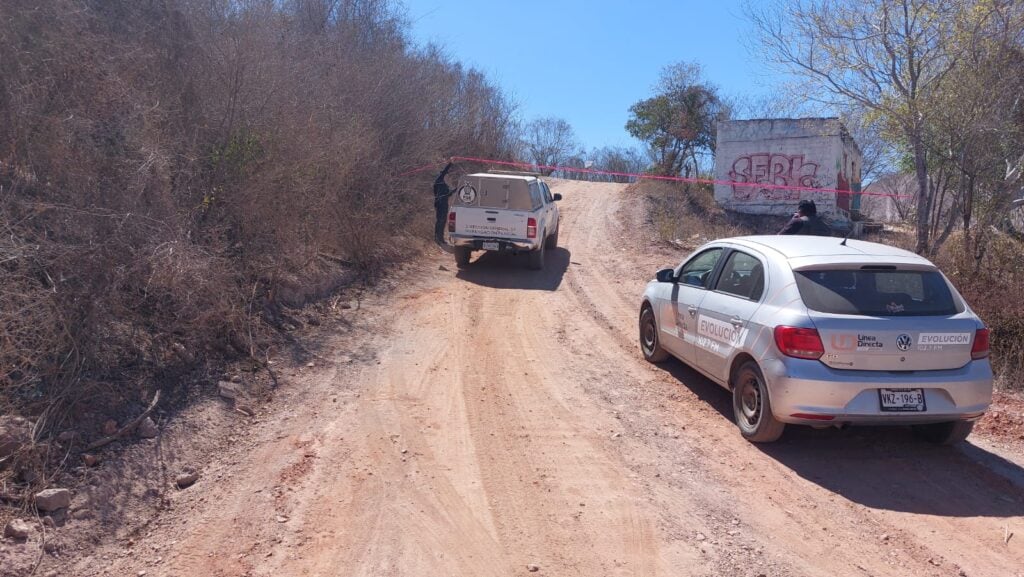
[466,172,538,182]
[721,235,934,268]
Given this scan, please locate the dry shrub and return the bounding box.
[638,180,744,248]
[933,232,1024,389]
[0,234,72,399]
[0,0,520,435]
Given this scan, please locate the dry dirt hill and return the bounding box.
[6,179,1024,577]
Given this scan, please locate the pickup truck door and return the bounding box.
[694,250,766,384]
[659,248,726,366]
[541,182,559,236]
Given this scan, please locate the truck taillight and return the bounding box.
[773,326,824,360]
[447,211,456,233]
[527,217,537,239]
[971,328,990,360]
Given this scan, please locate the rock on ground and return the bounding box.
[137,417,159,438]
[3,519,31,540]
[34,488,73,512]
[218,381,242,400]
[175,472,200,489]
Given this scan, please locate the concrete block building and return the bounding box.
[714,118,863,220]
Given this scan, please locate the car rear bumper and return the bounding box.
[450,235,539,251]
[762,357,994,425]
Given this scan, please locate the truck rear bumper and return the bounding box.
[450,235,539,252]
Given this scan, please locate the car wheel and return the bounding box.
[732,361,785,443]
[546,226,559,249]
[639,305,669,363]
[911,420,975,445]
[527,241,545,270]
[454,246,471,268]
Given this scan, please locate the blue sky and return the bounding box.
[399,0,780,151]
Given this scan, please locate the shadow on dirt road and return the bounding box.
[656,357,1024,518]
[455,247,570,291]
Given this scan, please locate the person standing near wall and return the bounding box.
[433,160,455,245]
[779,199,832,236]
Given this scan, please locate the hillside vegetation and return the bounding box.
[0,1,516,426]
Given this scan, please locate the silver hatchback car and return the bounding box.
[639,236,993,444]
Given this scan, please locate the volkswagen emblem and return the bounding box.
[896,334,912,352]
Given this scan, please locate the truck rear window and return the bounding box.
[794,269,960,316]
[469,180,541,211]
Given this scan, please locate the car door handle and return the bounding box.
[688,306,698,317]
[730,317,744,326]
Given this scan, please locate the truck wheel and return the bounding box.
[527,242,545,270]
[546,226,559,250]
[912,421,974,445]
[732,362,785,443]
[454,246,471,268]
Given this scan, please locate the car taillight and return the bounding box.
[774,326,825,360]
[527,217,537,239]
[447,211,456,233]
[971,328,990,360]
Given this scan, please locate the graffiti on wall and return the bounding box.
[727,153,822,201]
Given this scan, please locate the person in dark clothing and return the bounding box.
[779,199,832,236]
[433,161,455,244]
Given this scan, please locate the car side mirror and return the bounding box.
[553,193,563,201]
[655,268,677,283]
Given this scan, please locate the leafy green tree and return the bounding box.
[626,62,727,177]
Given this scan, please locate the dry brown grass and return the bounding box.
[932,232,1024,389]
[641,180,744,249]
[0,0,520,476]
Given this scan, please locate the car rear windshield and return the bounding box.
[794,269,960,316]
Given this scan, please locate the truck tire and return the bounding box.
[546,225,559,250]
[527,242,545,270]
[454,246,472,268]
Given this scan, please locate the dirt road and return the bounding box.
[87,180,1024,577]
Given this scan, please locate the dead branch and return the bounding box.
[85,390,161,451]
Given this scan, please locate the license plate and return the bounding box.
[878,388,927,412]
[482,241,499,251]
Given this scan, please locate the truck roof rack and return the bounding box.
[486,169,542,177]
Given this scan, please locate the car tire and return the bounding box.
[546,226,559,250]
[732,361,785,443]
[639,305,669,363]
[527,241,545,270]
[911,420,975,445]
[454,246,472,268]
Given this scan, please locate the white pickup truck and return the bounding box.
[447,171,561,270]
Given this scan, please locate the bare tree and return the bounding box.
[522,117,580,175]
[745,0,962,253]
[589,146,648,182]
